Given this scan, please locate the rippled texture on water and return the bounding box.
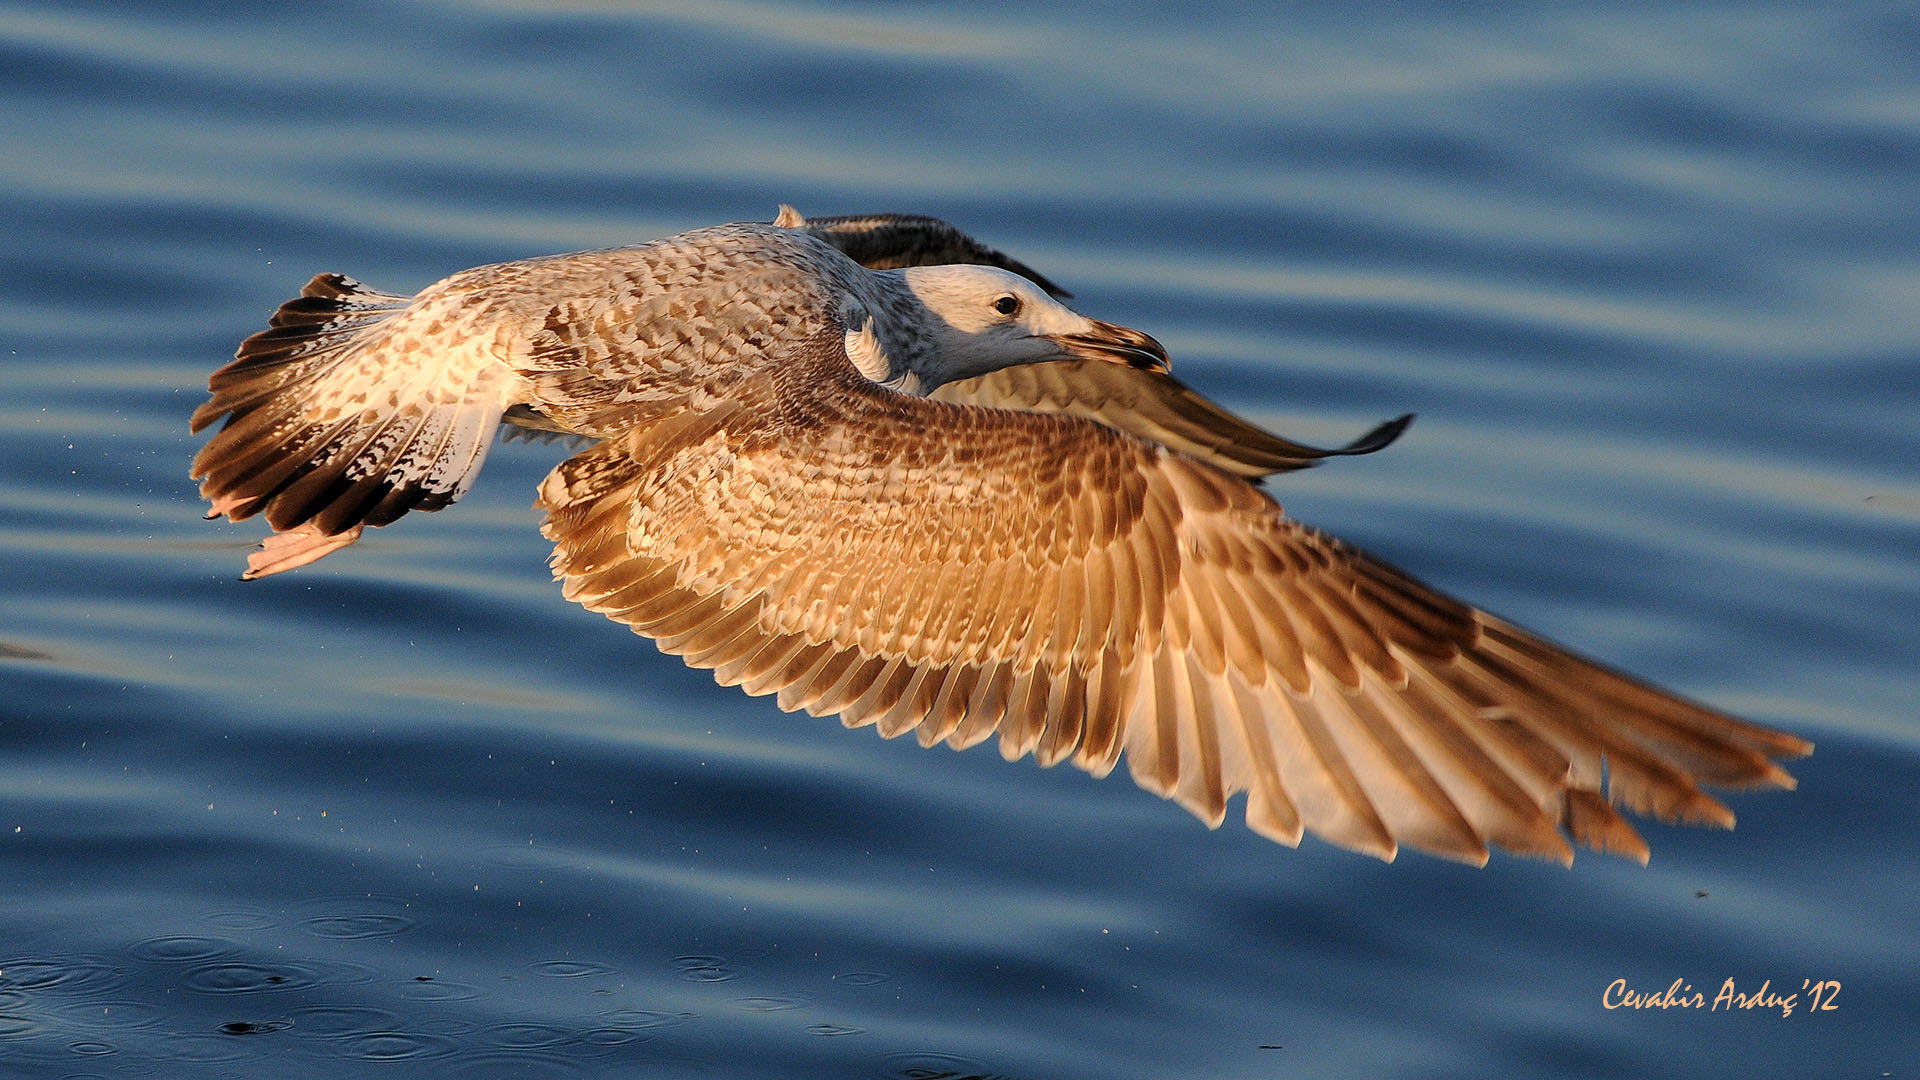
[2,2,1916,1078]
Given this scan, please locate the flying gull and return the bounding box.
[191,213,1810,866]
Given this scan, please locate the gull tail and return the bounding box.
[191,273,515,577]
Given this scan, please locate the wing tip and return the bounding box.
[237,523,367,580]
[1340,412,1415,457]
[1564,789,1653,865]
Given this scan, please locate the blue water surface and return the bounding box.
[2,2,1916,1077]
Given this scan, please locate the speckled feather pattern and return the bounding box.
[192,215,1811,865]
[534,332,1807,865]
[191,226,908,535]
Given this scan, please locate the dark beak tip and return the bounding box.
[1064,321,1170,373]
[1132,336,1172,374]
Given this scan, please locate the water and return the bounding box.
[3,2,1917,1077]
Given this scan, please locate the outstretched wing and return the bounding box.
[538,329,1810,865]
[933,361,1412,478]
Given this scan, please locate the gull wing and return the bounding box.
[933,360,1411,477]
[538,327,1809,865]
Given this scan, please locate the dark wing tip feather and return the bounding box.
[300,272,366,299]
[1338,412,1415,457]
[1234,409,1414,475]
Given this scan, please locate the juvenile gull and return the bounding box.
[191,216,1810,865]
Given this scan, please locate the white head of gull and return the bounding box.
[870,264,1165,391]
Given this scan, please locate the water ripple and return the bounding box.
[180,958,371,995]
[599,1008,695,1031]
[573,1025,648,1049]
[440,1052,594,1079]
[299,912,418,940]
[283,1004,403,1036]
[394,977,483,1002]
[879,1050,1011,1080]
[671,955,745,983]
[181,962,315,995]
[483,1021,573,1049]
[291,895,419,940]
[0,1014,37,1039]
[529,958,618,979]
[127,935,238,963]
[157,1031,250,1065]
[217,1019,291,1036]
[0,956,128,995]
[335,1030,463,1062]
[728,995,810,1012]
[49,998,167,1032]
[201,909,279,932]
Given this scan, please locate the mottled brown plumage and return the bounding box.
[192,215,1810,865]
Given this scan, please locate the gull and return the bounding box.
[191,212,1810,865]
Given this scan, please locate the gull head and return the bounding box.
[885,264,1168,389]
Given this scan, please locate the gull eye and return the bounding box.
[991,294,1021,317]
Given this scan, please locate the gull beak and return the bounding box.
[1052,320,1171,373]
